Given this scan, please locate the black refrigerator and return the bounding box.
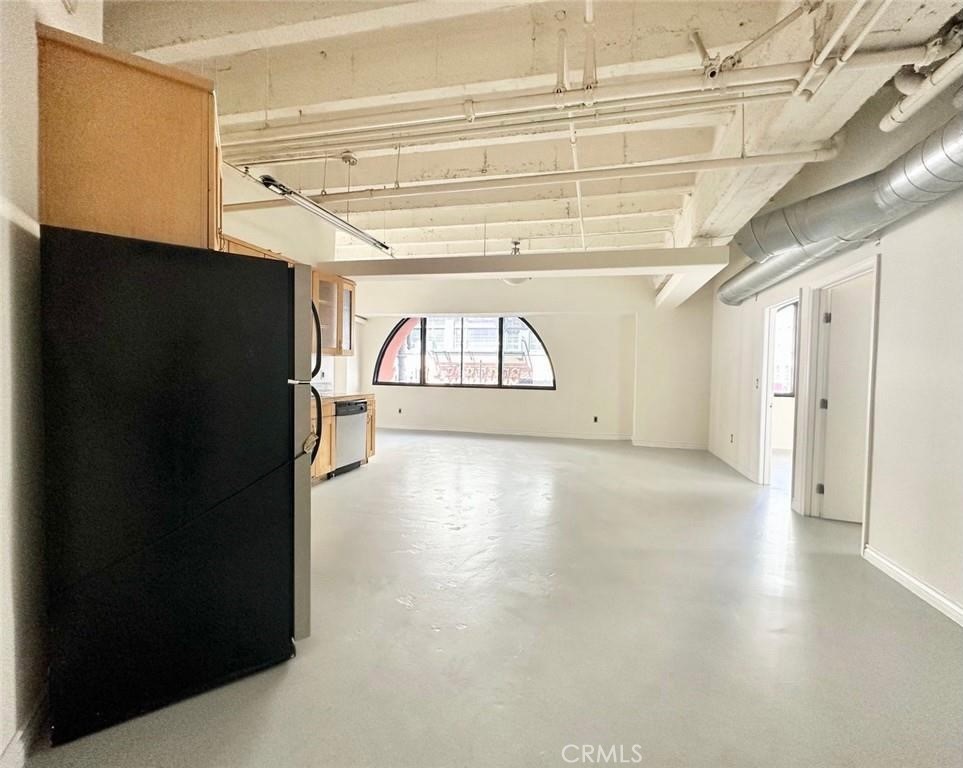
[41,226,316,744]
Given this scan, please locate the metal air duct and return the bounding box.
[718,110,963,305]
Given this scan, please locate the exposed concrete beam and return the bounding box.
[334,212,678,244]
[223,111,734,165]
[654,271,718,309]
[335,245,729,281]
[135,0,555,64]
[339,233,672,259]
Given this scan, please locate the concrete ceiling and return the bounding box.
[105,0,961,304]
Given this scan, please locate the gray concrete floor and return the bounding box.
[28,432,963,767]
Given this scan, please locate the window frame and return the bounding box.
[772,301,798,398]
[372,316,557,391]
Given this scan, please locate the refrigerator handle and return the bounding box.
[310,301,322,378]
[310,385,322,463]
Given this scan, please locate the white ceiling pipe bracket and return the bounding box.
[226,145,838,211]
[880,42,963,131]
[794,0,870,95]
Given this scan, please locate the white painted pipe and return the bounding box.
[221,46,930,150]
[880,45,963,131]
[556,29,569,93]
[225,89,796,165]
[582,0,597,92]
[225,145,838,211]
[726,3,811,68]
[226,82,796,156]
[807,0,895,99]
[794,0,870,94]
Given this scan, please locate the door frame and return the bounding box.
[759,296,801,489]
[797,255,879,548]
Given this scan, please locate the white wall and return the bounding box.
[866,195,963,615]
[362,313,636,440]
[771,397,794,452]
[707,87,963,620]
[357,275,713,446]
[633,286,712,449]
[1,3,103,764]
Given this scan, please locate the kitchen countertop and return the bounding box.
[320,393,375,403]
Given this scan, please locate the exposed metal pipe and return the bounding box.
[220,45,932,150]
[880,44,963,131]
[226,145,838,212]
[795,0,870,95]
[723,2,819,71]
[718,110,963,305]
[223,87,797,164]
[582,0,598,93]
[807,0,895,99]
[556,28,569,94]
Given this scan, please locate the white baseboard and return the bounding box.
[631,439,706,450]
[863,546,963,628]
[0,695,45,768]
[379,424,632,441]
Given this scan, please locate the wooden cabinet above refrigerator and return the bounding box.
[38,25,220,250]
[313,271,356,357]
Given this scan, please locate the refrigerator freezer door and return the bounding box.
[293,452,312,640]
[292,384,313,640]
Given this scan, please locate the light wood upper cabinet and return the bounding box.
[38,25,219,250]
[313,272,356,357]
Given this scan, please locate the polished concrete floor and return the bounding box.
[28,432,963,767]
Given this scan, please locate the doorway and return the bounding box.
[762,299,799,496]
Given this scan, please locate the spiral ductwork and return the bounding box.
[718,110,963,305]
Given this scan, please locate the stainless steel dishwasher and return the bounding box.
[333,400,367,475]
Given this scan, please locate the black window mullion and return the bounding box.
[459,317,464,385]
[419,317,427,385]
[497,317,504,388]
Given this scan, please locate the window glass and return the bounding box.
[373,316,555,389]
[375,318,422,384]
[462,317,499,386]
[773,303,797,396]
[502,316,554,387]
[425,316,462,384]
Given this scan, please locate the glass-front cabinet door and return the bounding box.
[313,272,340,356]
[312,272,356,357]
[339,280,355,355]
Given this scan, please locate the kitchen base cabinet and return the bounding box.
[311,400,336,482]
[366,404,376,460]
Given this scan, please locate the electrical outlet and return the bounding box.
[729,433,734,444]
[593,416,598,423]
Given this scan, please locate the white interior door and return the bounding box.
[815,271,875,523]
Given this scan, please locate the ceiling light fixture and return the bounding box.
[257,173,390,254]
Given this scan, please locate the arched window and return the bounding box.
[373,316,556,389]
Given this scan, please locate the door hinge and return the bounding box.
[823,312,832,323]
[816,483,825,495]
[819,398,829,409]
